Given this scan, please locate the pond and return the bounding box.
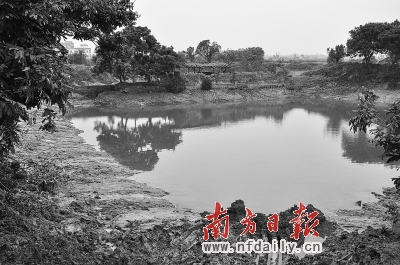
[69,101,397,216]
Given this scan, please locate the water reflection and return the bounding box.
[93,116,182,171]
[69,101,397,214]
[70,101,393,169]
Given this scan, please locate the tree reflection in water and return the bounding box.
[73,101,396,171]
[94,116,182,171]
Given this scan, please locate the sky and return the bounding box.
[70,0,399,56]
[131,0,400,55]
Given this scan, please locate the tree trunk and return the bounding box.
[364,52,374,64]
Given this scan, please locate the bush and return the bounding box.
[67,50,88,65]
[163,75,187,93]
[200,76,213,90]
[0,159,26,191]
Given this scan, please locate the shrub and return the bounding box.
[163,75,187,93]
[200,76,213,90]
[67,50,88,65]
[0,159,26,191]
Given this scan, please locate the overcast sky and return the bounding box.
[132,0,400,55]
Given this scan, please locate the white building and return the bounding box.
[60,41,93,58]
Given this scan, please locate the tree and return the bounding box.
[93,26,158,83]
[177,51,187,63]
[346,22,392,63]
[150,45,180,79]
[379,20,400,65]
[183,47,196,62]
[0,0,137,156]
[195,40,221,62]
[218,49,237,63]
[68,50,88,65]
[136,45,178,83]
[94,25,179,83]
[349,89,400,188]
[237,47,265,71]
[327,45,346,64]
[217,47,265,71]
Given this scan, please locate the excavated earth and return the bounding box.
[2,81,400,264]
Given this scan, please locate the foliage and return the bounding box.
[218,47,265,71]
[177,51,187,63]
[66,64,116,85]
[148,45,180,81]
[327,45,346,64]
[92,26,150,82]
[39,108,57,133]
[93,26,180,83]
[113,59,133,83]
[200,76,213,91]
[217,49,237,63]
[263,60,290,77]
[349,89,400,187]
[195,40,221,63]
[183,46,196,62]
[284,61,322,71]
[378,20,400,65]
[67,50,88,65]
[163,75,187,94]
[0,99,28,156]
[0,157,64,193]
[25,158,66,193]
[0,0,137,157]
[239,47,265,71]
[346,21,395,63]
[0,159,26,191]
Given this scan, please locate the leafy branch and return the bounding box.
[349,89,400,188]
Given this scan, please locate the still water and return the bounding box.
[69,101,397,215]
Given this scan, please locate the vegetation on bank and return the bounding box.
[67,64,117,86]
[303,63,400,89]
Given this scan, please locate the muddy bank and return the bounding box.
[70,81,399,113]
[15,112,205,227]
